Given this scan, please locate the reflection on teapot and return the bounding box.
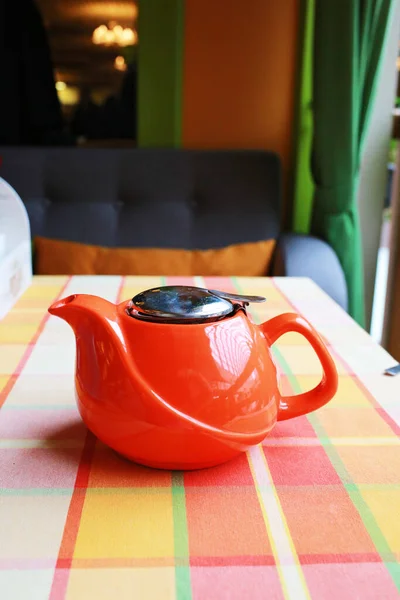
[49,286,338,470]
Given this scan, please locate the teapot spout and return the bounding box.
[48,291,132,394]
[48,293,119,332]
[48,294,78,320]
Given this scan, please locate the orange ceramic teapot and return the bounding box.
[49,285,338,470]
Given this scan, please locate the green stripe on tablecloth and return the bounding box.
[273,345,400,591]
[171,472,192,600]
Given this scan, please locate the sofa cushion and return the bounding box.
[34,236,276,277]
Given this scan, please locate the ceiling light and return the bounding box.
[114,55,127,72]
[92,23,138,47]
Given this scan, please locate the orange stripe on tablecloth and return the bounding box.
[190,552,381,567]
[62,555,275,569]
[0,551,382,571]
[298,552,382,565]
[49,433,97,599]
[189,555,275,567]
[0,276,71,410]
[56,434,98,559]
[49,276,126,600]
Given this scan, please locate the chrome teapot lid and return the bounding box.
[127,286,266,324]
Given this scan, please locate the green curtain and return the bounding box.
[137,0,184,147]
[292,0,315,234]
[311,0,395,326]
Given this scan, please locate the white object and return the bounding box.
[0,177,32,319]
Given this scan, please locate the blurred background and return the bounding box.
[0,0,138,146]
[1,0,400,347]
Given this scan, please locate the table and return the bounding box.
[1,275,400,600]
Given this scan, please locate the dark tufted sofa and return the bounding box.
[0,147,348,310]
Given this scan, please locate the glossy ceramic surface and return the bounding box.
[48,292,338,470]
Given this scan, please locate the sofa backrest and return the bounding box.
[0,148,281,249]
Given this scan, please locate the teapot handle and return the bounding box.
[260,313,338,421]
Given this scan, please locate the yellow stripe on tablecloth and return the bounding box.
[2,436,398,450]
[0,324,44,344]
[248,446,311,600]
[0,376,10,392]
[66,567,176,600]
[73,489,175,559]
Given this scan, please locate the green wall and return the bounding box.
[137,0,184,147]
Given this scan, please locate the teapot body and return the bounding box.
[75,304,280,470]
[49,287,338,470]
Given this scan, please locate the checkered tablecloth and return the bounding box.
[1,275,400,600]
